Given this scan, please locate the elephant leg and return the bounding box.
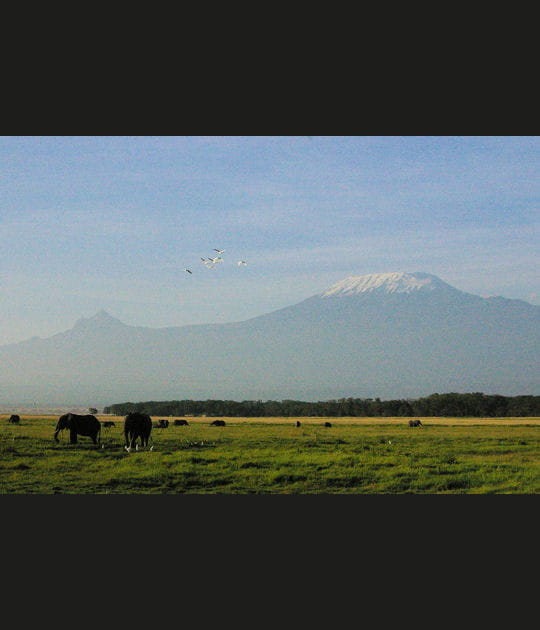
[70,429,78,444]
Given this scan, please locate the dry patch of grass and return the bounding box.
[2,414,539,426]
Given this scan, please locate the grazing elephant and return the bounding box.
[101,421,115,428]
[124,412,152,450]
[9,414,21,424]
[323,421,332,427]
[408,419,423,427]
[210,419,226,426]
[174,419,189,426]
[155,419,169,428]
[295,420,301,427]
[54,413,101,445]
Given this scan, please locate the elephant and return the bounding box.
[408,419,423,427]
[101,421,115,428]
[9,414,21,424]
[155,419,169,428]
[54,413,101,444]
[124,412,152,451]
[174,419,189,426]
[323,421,332,427]
[210,419,226,426]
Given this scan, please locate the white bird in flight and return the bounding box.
[187,249,247,274]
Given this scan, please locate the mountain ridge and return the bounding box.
[3,271,538,344]
[0,271,538,405]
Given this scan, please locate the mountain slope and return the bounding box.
[0,273,538,405]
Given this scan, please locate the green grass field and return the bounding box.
[1,415,538,494]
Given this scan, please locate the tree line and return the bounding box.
[103,392,540,418]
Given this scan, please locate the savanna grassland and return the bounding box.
[1,415,539,494]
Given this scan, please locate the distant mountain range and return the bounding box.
[1,272,538,406]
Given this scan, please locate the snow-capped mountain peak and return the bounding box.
[319,272,450,297]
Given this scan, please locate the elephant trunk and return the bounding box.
[54,415,70,442]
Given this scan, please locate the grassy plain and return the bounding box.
[0,415,538,494]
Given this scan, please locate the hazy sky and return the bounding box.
[1,135,538,345]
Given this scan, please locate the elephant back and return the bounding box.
[124,412,152,433]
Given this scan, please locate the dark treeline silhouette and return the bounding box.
[104,393,540,418]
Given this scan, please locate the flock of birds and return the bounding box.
[184,248,247,275]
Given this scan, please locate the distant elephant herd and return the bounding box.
[51,412,168,451]
[49,412,232,451]
[6,412,425,451]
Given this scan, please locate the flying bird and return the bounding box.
[238,260,247,266]
[184,269,192,274]
[213,249,225,255]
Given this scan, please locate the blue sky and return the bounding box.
[1,135,538,344]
